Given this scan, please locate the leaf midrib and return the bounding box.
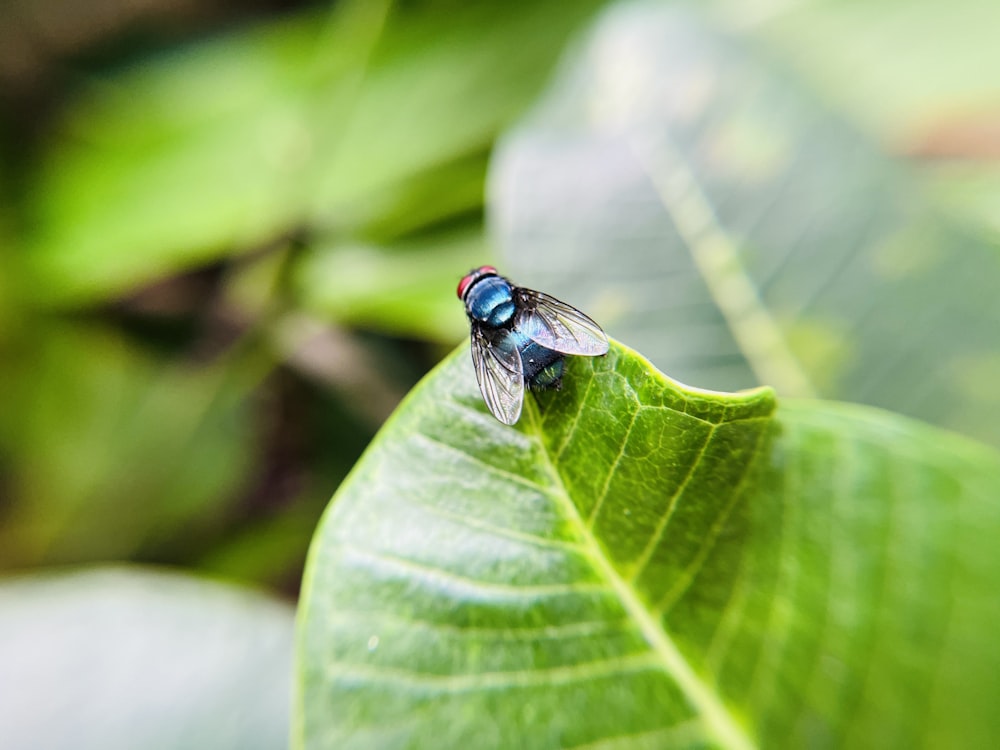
[524,400,757,750]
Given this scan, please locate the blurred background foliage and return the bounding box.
[0,0,604,591]
[0,0,998,694]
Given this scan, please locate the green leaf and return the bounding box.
[292,225,492,343]
[0,567,294,750]
[295,342,1000,748]
[489,2,1000,448]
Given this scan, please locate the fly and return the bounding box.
[457,266,609,425]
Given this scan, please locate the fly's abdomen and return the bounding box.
[518,338,565,389]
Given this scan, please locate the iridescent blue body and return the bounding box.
[464,274,564,388]
[458,265,608,424]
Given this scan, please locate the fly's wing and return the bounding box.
[515,289,610,356]
[470,330,525,425]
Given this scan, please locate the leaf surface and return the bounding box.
[295,342,1000,748]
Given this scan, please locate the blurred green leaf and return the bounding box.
[21,5,381,305]
[0,567,294,750]
[296,342,1000,748]
[293,225,490,342]
[0,324,255,566]
[307,1,605,220]
[340,150,490,243]
[23,0,603,306]
[198,504,322,589]
[490,2,1000,447]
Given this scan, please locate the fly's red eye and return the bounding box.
[457,273,475,300]
[457,266,499,299]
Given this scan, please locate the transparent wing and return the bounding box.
[515,289,610,356]
[470,329,525,425]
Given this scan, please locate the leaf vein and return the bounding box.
[586,405,641,529]
[552,371,597,462]
[563,719,705,750]
[654,426,770,615]
[413,432,554,496]
[327,610,633,642]
[399,493,585,553]
[627,422,717,583]
[328,651,661,694]
[339,546,611,601]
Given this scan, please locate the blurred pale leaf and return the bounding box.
[489,2,1000,447]
[295,342,1000,748]
[0,567,294,750]
[922,162,1000,244]
[749,0,1000,242]
[23,0,601,306]
[0,324,255,565]
[749,0,1000,144]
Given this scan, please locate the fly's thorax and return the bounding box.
[465,275,516,328]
